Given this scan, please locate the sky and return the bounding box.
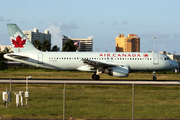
[0,0,180,54]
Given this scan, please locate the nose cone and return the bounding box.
[172,61,178,69]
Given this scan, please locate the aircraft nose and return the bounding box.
[172,61,178,68]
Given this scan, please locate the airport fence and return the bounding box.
[0,84,180,119]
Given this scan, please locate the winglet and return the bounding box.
[7,24,39,53]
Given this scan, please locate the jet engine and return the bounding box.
[105,66,129,77]
[76,65,95,72]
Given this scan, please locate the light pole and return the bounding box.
[25,76,31,106]
[153,37,156,53]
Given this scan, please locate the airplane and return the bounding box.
[4,24,178,80]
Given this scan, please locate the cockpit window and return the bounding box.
[167,57,170,60]
[164,57,170,60]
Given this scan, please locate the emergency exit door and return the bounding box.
[153,54,159,65]
[38,53,43,64]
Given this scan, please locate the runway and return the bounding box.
[0,79,180,85]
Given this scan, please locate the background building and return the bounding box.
[22,28,51,44]
[115,34,140,52]
[62,35,93,52]
[0,45,13,52]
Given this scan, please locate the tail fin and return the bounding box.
[7,24,39,53]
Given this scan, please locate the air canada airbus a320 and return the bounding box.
[4,24,178,80]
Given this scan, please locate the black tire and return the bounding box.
[93,75,100,80]
[153,76,157,80]
[92,73,96,80]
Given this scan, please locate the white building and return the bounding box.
[62,35,93,52]
[0,45,13,52]
[22,28,51,44]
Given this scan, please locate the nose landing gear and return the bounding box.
[152,71,157,80]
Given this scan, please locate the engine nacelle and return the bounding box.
[76,65,95,72]
[107,66,129,77]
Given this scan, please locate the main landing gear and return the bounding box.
[152,71,157,80]
[92,69,102,80]
[92,73,100,80]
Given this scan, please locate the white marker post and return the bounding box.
[25,76,31,106]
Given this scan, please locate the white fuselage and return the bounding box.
[4,52,178,71]
[5,23,179,80]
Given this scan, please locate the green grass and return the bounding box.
[0,69,180,119]
[0,84,180,119]
[0,68,180,80]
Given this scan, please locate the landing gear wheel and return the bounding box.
[94,75,100,80]
[92,74,95,80]
[92,74,100,80]
[153,76,157,80]
[152,71,157,80]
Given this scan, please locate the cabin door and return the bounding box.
[153,54,159,65]
[38,53,43,64]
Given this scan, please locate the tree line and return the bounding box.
[33,39,77,51]
[0,47,12,70]
[33,40,60,51]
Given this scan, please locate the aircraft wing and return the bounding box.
[82,59,119,69]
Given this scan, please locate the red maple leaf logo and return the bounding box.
[12,35,26,48]
[143,54,149,57]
